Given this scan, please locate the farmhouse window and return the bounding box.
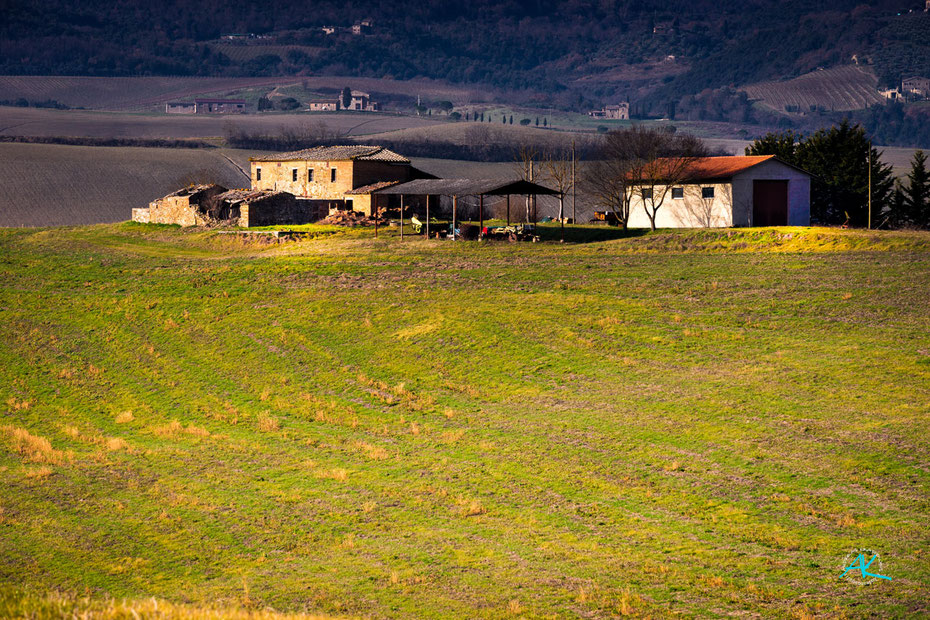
[292,169,298,182]
[702,187,715,199]
[641,188,653,200]
[308,169,314,182]
[256,168,261,181]
[331,168,337,182]
[672,187,684,199]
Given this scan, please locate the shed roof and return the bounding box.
[217,189,287,204]
[195,98,246,104]
[368,178,561,196]
[633,155,810,182]
[251,145,409,163]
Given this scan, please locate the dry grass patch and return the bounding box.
[105,437,128,451]
[115,411,134,424]
[154,420,183,437]
[2,425,64,464]
[257,412,280,432]
[24,466,54,479]
[356,441,389,460]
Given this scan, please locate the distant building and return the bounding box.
[348,90,380,111]
[880,87,903,101]
[588,102,630,120]
[351,20,372,35]
[626,156,811,228]
[321,26,336,35]
[902,76,930,97]
[194,98,246,114]
[308,99,340,112]
[166,101,196,114]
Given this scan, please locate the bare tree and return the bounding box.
[627,130,708,230]
[513,143,539,222]
[585,127,707,230]
[542,146,573,221]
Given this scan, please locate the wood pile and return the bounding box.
[319,210,385,227]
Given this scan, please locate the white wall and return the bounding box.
[731,160,811,226]
[627,182,734,228]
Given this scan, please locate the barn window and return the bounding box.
[331,168,337,182]
[702,187,715,199]
[292,168,298,182]
[672,187,684,199]
[641,188,653,200]
[256,168,261,181]
[308,168,314,182]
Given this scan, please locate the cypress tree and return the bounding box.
[904,150,929,228]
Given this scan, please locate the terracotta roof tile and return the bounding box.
[251,145,409,163]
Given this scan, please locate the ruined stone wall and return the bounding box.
[239,193,324,227]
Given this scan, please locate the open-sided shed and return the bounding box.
[369,178,561,238]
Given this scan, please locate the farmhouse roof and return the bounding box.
[195,98,246,104]
[251,145,410,163]
[631,156,810,182]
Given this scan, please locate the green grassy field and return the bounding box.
[1,225,928,618]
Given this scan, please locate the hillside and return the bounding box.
[1,0,921,107]
[742,65,884,114]
[1,224,928,617]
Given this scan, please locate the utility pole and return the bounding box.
[572,138,578,225]
[867,141,872,230]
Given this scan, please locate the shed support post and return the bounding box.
[452,195,458,240]
[400,194,405,240]
[479,194,484,238]
[426,195,430,239]
[506,194,510,225]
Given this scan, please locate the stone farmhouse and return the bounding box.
[165,98,246,114]
[250,145,432,216]
[308,99,340,111]
[626,156,811,228]
[588,103,630,120]
[348,91,380,111]
[902,76,930,98]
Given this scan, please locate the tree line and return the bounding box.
[747,121,930,229]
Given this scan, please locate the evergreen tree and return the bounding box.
[903,150,929,228]
[535,117,539,126]
[341,87,352,109]
[509,115,513,124]
[747,121,892,226]
[543,118,547,127]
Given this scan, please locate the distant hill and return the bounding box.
[3,0,927,111]
[742,66,884,114]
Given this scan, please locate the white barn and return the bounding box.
[627,155,811,228]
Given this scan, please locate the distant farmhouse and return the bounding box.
[627,156,811,228]
[165,98,246,114]
[348,90,380,111]
[308,99,340,111]
[880,87,902,101]
[902,76,930,98]
[588,103,630,120]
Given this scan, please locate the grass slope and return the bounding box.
[0,225,928,618]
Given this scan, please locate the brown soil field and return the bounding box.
[0,107,444,139]
[0,75,502,111]
[0,143,252,227]
[742,65,883,113]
